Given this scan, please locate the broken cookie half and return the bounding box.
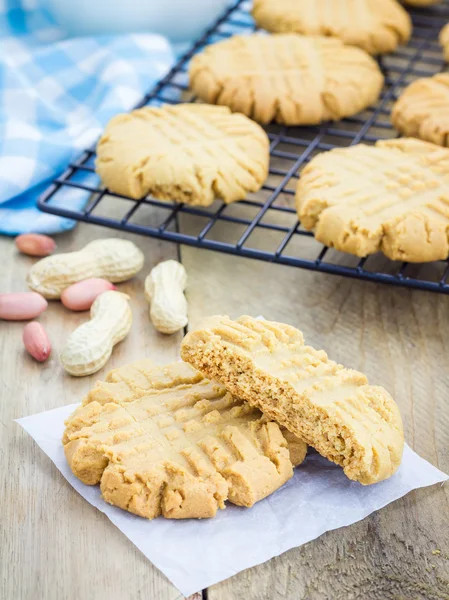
[181,315,404,485]
[63,360,306,520]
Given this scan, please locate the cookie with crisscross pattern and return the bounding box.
[96,104,269,205]
[296,138,449,262]
[252,0,411,55]
[64,360,306,519]
[181,315,404,485]
[189,34,384,125]
[392,74,449,146]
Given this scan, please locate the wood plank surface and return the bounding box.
[1,216,448,599]
[0,219,183,600]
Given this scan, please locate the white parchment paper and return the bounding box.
[17,404,448,597]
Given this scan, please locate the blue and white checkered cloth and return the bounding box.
[0,0,174,235]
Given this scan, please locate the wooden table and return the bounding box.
[1,209,448,600]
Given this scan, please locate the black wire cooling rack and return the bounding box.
[38,0,449,294]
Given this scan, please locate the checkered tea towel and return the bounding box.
[0,0,174,235]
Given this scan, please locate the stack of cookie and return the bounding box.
[63,316,404,520]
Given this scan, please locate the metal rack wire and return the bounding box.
[37,0,449,294]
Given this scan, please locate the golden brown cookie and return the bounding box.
[440,23,449,61]
[252,0,411,55]
[296,138,449,262]
[96,104,269,205]
[392,74,449,146]
[63,360,307,520]
[189,34,384,125]
[181,316,404,485]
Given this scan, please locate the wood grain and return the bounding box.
[1,210,448,600]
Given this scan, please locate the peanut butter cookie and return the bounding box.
[296,138,449,262]
[64,360,307,519]
[392,74,449,146]
[96,104,269,205]
[189,34,384,125]
[181,316,404,485]
[252,0,411,56]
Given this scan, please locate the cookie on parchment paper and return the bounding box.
[392,74,449,146]
[96,104,269,206]
[296,138,449,263]
[189,34,384,125]
[252,0,411,56]
[181,315,404,486]
[64,360,307,520]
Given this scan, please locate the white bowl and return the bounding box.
[44,0,230,43]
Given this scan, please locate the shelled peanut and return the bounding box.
[144,260,188,334]
[15,234,56,257]
[23,322,51,362]
[0,292,47,321]
[61,279,117,311]
[60,291,132,376]
[27,238,144,299]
